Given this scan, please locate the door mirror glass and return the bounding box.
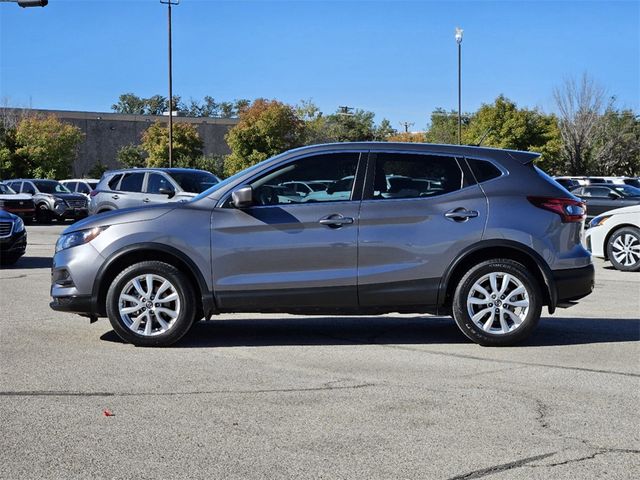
[231,186,253,208]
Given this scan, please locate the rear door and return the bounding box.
[211,151,365,310]
[357,151,487,306]
[116,172,146,208]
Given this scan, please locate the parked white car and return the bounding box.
[59,178,100,199]
[585,205,640,271]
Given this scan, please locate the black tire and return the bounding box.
[452,259,543,346]
[106,261,197,347]
[606,227,640,272]
[36,204,52,224]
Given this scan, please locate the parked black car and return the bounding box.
[6,179,88,223]
[570,184,640,218]
[0,210,27,266]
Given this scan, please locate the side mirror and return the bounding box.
[231,186,253,208]
[158,187,175,199]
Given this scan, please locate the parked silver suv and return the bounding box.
[50,143,594,347]
[89,168,220,214]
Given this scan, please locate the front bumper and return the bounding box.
[50,294,94,314]
[0,230,27,258]
[552,263,595,303]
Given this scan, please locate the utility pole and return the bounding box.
[399,122,414,133]
[338,106,354,116]
[455,27,463,145]
[160,0,179,167]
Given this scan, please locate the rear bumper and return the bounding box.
[552,263,595,303]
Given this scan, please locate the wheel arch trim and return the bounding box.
[91,242,215,317]
[438,239,557,313]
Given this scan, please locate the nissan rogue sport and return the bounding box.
[50,143,594,347]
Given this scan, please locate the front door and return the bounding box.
[357,151,488,306]
[211,152,365,311]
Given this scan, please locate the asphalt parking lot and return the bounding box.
[1,224,638,480]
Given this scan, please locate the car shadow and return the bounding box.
[1,256,51,269]
[99,315,640,348]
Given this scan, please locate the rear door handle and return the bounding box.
[143,198,150,203]
[112,194,119,200]
[445,208,479,221]
[319,214,354,228]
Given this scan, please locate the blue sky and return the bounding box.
[1,0,638,128]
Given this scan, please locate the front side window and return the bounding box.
[65,182,78,192]
[367,153,463,200]
[246,152,361,206]
[146,173,174,194]
[77,183,91,194]
[22,182,36,194]
[584,187,612,198]
[119,173,145,193]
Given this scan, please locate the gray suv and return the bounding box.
[89,168,220,214]
[50,143,594,347]
[7,179,88,222]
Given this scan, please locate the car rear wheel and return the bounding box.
[607,227,640,272]
[452,259,542,346]
[106,261,196,347]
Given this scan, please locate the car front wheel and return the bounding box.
[106,261,196,346]
[606,227,640,272]
[452,259,542,346]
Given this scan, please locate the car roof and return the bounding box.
[103,167,212,175]
[277,142,540,165]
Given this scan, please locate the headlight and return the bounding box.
[55,226,107,253]
[589,215,611,229]
[13,216,25,233]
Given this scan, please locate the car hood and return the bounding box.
[51,193,87,201]
[63,204,177,234]
[597,204,640,217]
[0,210,18,221]
[0,193,32,201]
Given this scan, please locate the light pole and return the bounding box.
[160,0,179,167]
[455,27,463,145]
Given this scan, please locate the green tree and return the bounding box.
[323,108,377,142]
[111,93,146,114]
[592,109,640,176]
[140,122,203,168]
[374,119,397,140]
[12,115,84,178]
[145,95,167,115]
[225,99,305,176]
[463,96,562,171]
[188,154,226,178]
[387,132,426,143]
[88,161,109,178]
[116,144,146,168]
[425,108,470,144]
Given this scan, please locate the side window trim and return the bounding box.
[217,150,369,208]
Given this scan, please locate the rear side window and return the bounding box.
[107,174,123,190]
[368,153,463,200]
[118,173,144,193]
[467,159,502,183]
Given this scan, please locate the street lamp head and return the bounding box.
[455,27,463,44]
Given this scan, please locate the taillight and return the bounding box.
[89,190,98,197]
[527,196,586,223]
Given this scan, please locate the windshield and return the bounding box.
[32,180,71,194]
[169,171,220,194]
[191,156,284,202]
[0,183,16,194]
[613,185,640,197]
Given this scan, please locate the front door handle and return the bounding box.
[143,198,150,203]
[445,208,479,222]
[319,214,354,228]
[112,194,120,200]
